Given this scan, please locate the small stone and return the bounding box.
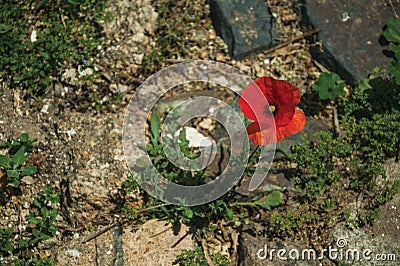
[199,118,215,131]
[209,0,280,59]
[40,104,49,114]
[21,175,37,185]
[303,0,398,84]
[208,29,217,39]
[65,249,81,257]
[30,30,37,42]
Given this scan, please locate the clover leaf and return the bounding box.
[383,19,400,44]
[313,72,346,100]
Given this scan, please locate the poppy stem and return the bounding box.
[249,145,260,160]
[276,148,291,160]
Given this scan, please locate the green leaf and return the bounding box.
[257,191,283,210]
[0,154,11,168]
[40,207,48,216]
[20,164,37,176]
[389,43,400,59]
[6,169,19,178]
[225,207,233,220]
[0,242,13,252]
[11,146,27,166]
[383,19,400,43]
[33,198,41,207]
[48,225,57,234]
[68,0,81,5]
[313,72,346,100]
[389,59,400,85]
[50,193,60,204]
[40,51,50,60]
[150,112,161,145]
[182,208,193,219]
[18,238,30,248]
[8,178,20,187]
[32,228,40,237]
[29,238,39,246]
[20,133,29,142]
[0,23,12,34]
[13,75,24,81]
[357,78,372,92]
[28,217,39,225]
[40,233,50,240]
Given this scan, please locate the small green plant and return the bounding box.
[26,185,60,244]
[0,133,38,189]
[313,72,346,99]
[174,247,208,266]
[0,186,60,265]
[123,110,284,264]
[269,209,304,235]
[174,247,229,266]
[0,228,14,254]
[0,0,112,96]
[211,252,230,265]
[124,111,283,224]
[123,112,232,224]
[383,18,400,85]
[234,190,283,210]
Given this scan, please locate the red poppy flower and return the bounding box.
[238,76,306,146]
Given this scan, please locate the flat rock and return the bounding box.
[303,0,399,84]
[209,0,280,59]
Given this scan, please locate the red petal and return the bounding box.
[247,109,306,146]
[246,122,277,146]
[263,77,300,105]
[292,85,301,105]
[264,77,299,126]
[239,76,301,127]
[276,109,306,137]
[255,77,274,103]
[238,78,274,124]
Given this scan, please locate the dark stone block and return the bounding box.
[302,0,399,84]
[209,0,280,59]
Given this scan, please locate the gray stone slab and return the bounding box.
[303,0,399,84]
[209,0,280,59]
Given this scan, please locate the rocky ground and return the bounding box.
[0,0,399,265]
